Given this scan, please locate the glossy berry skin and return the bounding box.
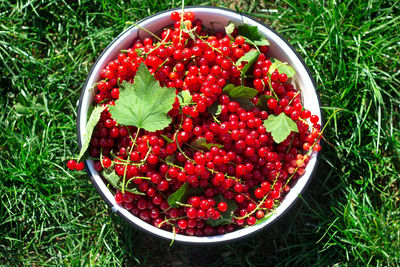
[115,191,123,204]
[67,159,76,170]
[75,162,85,171]
[218,201,228,212]
[178,219,188,229]
[102,157,112,168]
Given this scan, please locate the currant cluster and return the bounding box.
[72,10,322,236]
[66,159,85,171]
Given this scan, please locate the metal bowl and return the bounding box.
[77,6,321,244]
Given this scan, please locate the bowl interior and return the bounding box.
[78,6,321,244]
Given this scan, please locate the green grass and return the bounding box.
[1,0,399,265]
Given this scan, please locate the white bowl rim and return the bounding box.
[77,5,323,244]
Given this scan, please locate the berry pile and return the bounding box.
[70,10,322,236]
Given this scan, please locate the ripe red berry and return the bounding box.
[256,210,265,219]
[235,36,245,46]
[265,199,274,209]
[278,73,288,83]
[75,162,84,171]
[200,199,210,210]
[67,159,76,170]
[170,11,180,21]
[178,219,188,229]
[254,188,264,199]
[218,201,228,212]
[310,115,319,124]
[115,191,123,204]
[313,143,321,151]
[187,207,197,218]
[102,157,112,168]
[267,98,278,109]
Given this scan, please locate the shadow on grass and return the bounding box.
[110,160,340,266]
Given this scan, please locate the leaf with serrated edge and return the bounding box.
[269,58,296,78]
[190,137,224,150]
[108,63,176,132]
[263,113,299,144]
[167,183,188,208]
[223,84,258,99]
[103,169,144,195]
[225,22,235,39]
[177,90,192,107]
[206,194,238,226]
[237,24,270,47]
[256,94,274,110]
[236,49,260,74]
[253,38,270,46]
[237,24,260,41]
[78,105,106,162]
[102,169,121,189]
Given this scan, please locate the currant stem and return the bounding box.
[266,73,279,99]
[122,127,141,193]
[242,36,260,53]
[234,172,279,220]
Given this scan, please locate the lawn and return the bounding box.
[0,0,399,265]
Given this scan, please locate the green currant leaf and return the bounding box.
[102,168,121,189]
[206,194,238,226]
[263,113,299,144]
[190,137,224,150]
[237,24,259,41]
[222,84,256,110]
[177,90,192,107]
[86,104,94,121]
[256,94,274,110]
[206,217,232,227]
[102,168,145,195]
[78,105,107,162]
[231,97,255,110]
[237,24,270,47]
[108,63,176,132]
[208,102,222,116]
[184,186,203,198]
[254,211,274,225]
[167,182,188,208]
[223,84,258,99]
[269,58,296,78]
[101,168,145,195]
[225,21,235,39]
[235,49,260,74]
[253,39,270,46]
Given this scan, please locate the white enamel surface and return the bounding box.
[79,7,321,244]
